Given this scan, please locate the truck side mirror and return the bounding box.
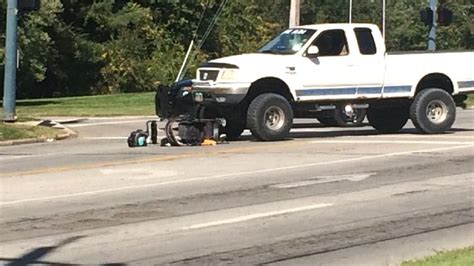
[307,45,320,57]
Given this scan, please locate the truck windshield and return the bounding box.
[259,29,316,55]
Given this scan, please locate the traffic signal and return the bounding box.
[437,6,453,26]
[420,7,433,26]
[18,0,41,12]
[420,6,453,27]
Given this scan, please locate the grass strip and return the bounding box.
[0,123,66,142]
[466,94,474,108]
[1,92,155,118]
[402,246,474,266]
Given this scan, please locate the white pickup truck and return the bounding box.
[192,23,474,141]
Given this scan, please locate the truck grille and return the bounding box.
[199,70,219,81]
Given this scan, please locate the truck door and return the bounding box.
[296,29,359,101]
[352,27,385,98]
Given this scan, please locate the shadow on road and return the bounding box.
[232,126,473,142]
[292,122,330,129]
[0,235,125,266]
[288,127,474,139]
[290,128,411,139]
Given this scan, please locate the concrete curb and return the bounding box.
[0,137,47,146]
[0,122,77,147]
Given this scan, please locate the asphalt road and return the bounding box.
[1,110,473,265]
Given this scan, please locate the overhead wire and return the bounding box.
[193,0,210,42]
[197,0,228,49]
[177,0,228,81]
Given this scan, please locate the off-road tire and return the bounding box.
[410,88,456,134]
[247,93,293,141]
[367,105,409,133]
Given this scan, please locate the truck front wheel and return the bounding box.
[410,88,456,134]
[367,105,409,133]
[247,93,293,141]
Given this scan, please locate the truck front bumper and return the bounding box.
[192,81,251,105]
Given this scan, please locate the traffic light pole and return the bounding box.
[3,0,18,121]
[428,0,437,51]
[349,0,352,23]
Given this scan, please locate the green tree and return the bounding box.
[1,0,473,99]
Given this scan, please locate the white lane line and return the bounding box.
[310,140,474,145]
[272,173,375,189]
[1,144,473,206]
[366,135,474,139]
[68,120,153,128]
[100,169,178,177]
[0,155,29,161]
[181,203,333,230]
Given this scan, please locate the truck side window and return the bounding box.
[312,30,349,57]
[354,28,377,55]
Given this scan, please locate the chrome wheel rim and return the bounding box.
[426,100,448,124]
[264,106,285,130]
[165,119,184,146]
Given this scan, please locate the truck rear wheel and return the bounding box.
[367,105,409,133]
[247,93,293,141]
[410,88,456,134]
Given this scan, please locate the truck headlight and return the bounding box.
[220,69,236,81]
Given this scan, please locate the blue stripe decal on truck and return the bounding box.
[458,81,474,88]
[296,85,412,97]
[383,86,412,93]
[296,88,357,96]
[358,87,382,94]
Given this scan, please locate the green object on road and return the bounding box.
[402,246,474,266]
[1,92,155,118]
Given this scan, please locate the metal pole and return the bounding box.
[3,0,18,122]
[428,0,437,51]
[289,0,300,28]
[175,40,194,82]
[382,0,386,41]
[349,0,353,23]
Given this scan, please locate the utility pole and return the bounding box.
[349,0,352,23]
[3,0,18,122]
[428,0,437,51]
[289,0,300,28]
[382,0,386,41]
